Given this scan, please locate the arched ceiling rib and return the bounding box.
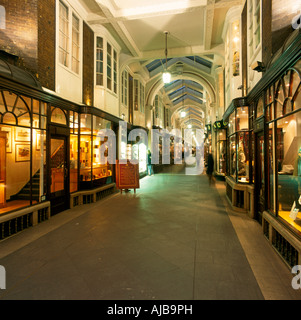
[80,0,244,129]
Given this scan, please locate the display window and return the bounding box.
[266,60,301,234]
[79,114,113,187]
[226,105,250,183]
[268,122,275,213]
[237,131,249,182]
[0,90,47,215]
[236,107,248,130]
[70,111,79,193]
[276,112,301,231]
[229,134,236,180]
[216,129,226,175]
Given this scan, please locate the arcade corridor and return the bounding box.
[1,169,300,300]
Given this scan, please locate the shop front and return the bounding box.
[245,29,301,268]
[0,59,119,239]
[213,120,227,178]
[223,98,255,217]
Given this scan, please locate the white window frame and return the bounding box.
[71,13,80,74]
[59,1,69,68]
[248,0,261,62]
[57,0,81,75]
[121,70,128,107]
[107,42,112,90]
[96,36,104,86]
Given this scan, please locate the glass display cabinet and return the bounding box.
[79,114,113,188]
[213,120,227,177]
[227,105,250,183]
[204,124,212,167]
[224,98,254,217]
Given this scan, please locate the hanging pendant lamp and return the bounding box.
[162,31,171,84]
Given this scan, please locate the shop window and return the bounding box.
[2,113,16,125]
[79,114,113,187]
[0,92,48,216]
[268,122,275,213]
[51,107,67,125]
[18,113,31,127]
[229,135,236,180]
[228,112,235,135]
[276,112,301,233]
[256,98,264,118]
[70,111,78,193]
[227,105,250,183]
[236,107,248,130]
[216,129,226,175]
[70,134,78,193]
[237,131,249,183]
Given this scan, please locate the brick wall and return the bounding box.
[0,0,38,74]
[82,22,94,106]
[37,0,56,91]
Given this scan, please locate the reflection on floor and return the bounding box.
[0,200,37,216]
[279,210,301,233]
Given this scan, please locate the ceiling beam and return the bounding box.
[90,1,141,57]
[204,0,215,51]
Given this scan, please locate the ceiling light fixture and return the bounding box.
[162,31,171,84]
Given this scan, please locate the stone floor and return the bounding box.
[0,168,301,300]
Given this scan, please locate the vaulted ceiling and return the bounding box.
[80,0,244,128]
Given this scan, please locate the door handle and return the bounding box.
[64,162,68,179]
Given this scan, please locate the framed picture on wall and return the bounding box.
[15,127,30,142]
[15,144,30,162]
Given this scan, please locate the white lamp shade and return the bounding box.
[162,71,171,84]
[180,111,186,118]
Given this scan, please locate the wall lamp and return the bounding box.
[251,61,266,72]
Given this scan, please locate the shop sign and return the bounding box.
[116,160,139,192]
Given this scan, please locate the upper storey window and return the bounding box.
[58,0,81,74]
[96,37,103,86]
[248,0,261,59]
[96,37,118,94]
[59,1,69,67]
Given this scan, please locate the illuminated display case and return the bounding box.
[79,114,113,188]
[213,121,227,176]
[226,104,250,183]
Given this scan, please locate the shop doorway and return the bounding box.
[49,134,69,215]
[255,131,265,223]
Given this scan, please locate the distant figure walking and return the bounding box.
[206,153,215,186]
[147,149,154,176]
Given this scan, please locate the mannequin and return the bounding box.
[238,145,246,176]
